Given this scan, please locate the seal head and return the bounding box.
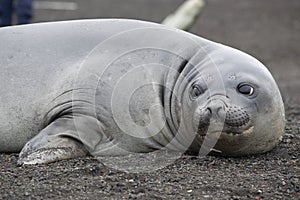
[182,45,285,156]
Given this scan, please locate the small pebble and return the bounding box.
[257,189,262,194]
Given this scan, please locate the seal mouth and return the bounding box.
[222,125,254,136]
[222,119,252,135]
[196,125,254,141]
[197,118,252,137]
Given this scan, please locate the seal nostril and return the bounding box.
[207,107,212,115]
[203,108,212,120]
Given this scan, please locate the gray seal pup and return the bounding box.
[0,19,285,165]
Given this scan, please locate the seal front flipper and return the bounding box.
[18,116,103,165]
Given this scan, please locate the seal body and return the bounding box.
[0,19,285,164]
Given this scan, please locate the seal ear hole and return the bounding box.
[190,84,205,100]
[237,83,255,96]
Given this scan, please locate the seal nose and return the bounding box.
[196,100,227,136]
[206,100,226,120]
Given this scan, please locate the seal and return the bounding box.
[0,19,285,165]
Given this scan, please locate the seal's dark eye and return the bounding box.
[190,84,203,99]
[238,84,254,96]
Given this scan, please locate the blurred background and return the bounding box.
[1,0,299,103]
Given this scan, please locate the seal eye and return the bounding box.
[238,84,255,96]
[190,84,204,99]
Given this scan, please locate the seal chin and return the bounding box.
[195,126,255,156]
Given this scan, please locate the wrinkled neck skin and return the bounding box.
[167,44,285,156]
[161,44,217,152]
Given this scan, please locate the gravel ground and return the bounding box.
[1,0,299,199]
